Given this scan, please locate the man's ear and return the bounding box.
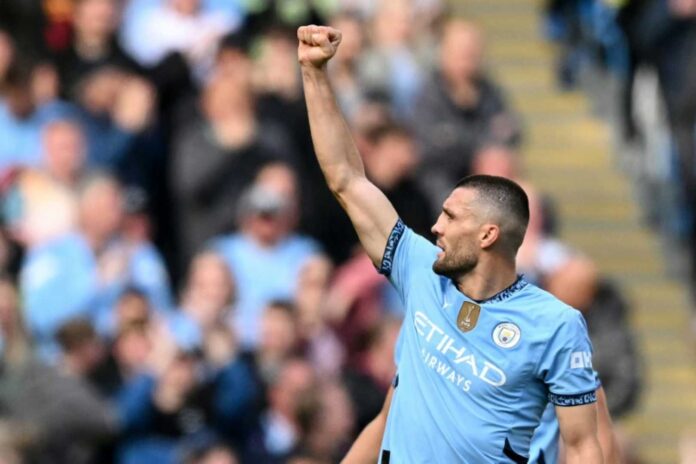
[479,224,500,249]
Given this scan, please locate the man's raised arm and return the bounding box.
[298,25,399,266]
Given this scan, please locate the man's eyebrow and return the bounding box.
[442,206,455,217]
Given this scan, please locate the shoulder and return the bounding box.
[386,219,436,258]
[286,234,321,251]
[131,241,164,259]
[211,234,244,253]
[518,282,586,332]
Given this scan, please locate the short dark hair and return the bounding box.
[454,175,530,252]
[56,319,97,353]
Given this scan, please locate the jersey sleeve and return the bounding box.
[536,310,598,407]
[378,219,438,301]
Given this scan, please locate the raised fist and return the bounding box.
[297,25,342,68]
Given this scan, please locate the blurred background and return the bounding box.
[0,0,694,462]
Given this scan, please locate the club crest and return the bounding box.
[457,302,481,332]
[493,322,521,349]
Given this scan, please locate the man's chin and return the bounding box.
[432,258,475,279]
[432,260,451,277]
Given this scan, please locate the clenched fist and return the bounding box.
[297,25,342,68]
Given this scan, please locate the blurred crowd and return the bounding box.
[0,0,642,463]
[542,0,696,303]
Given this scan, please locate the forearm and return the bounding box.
[595,387,622,464]
[301,66,365,194]
[565,439,603,464]
[341,414,387,464]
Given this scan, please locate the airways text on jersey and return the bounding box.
[414,310,507,389]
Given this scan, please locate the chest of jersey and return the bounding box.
[398,279,543,405]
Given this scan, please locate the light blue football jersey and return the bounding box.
[378,221,597,463]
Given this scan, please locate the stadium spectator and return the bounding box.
[20,173,172,355]
[53,0,140,102]
[412,19,521,209]
[41,118,87,187]
[248,301,301,386]
[325,251,390,354]
[295,253,334,337]
[211,165,323,349]
[56,318,106,378]
[0,61,70,171]
[72,68,157,178]
[327,12,369,122]
[115,350,216,464]
[0,279,118,464]
[244,358,318,463]
[362,122,433,237]
[77,174,172,331]
[360,0,424,117]
[298,380,356,462]
[169,251,235,351]
[90,316,153,398]
[204,323,262,449]
[122,0,238,82]
[342,316,400,432]
[113,287,151,332]
[6,164,78,249]
[169,43,293,272]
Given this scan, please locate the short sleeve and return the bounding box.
[378,219,438,300]
[536,310,598,407]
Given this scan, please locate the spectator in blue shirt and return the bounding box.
[20,173,172,355]
[0,61,72,172]
[211,164,324,349]
[75,173,173,334]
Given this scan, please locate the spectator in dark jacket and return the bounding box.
[412,19,521,210]
[169,44,294,274]
[53,0,141,102]
[0,278,118,464]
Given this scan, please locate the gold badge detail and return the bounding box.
[457,302,481,332]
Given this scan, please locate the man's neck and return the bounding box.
[454,260,518,302]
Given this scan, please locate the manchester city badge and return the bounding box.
[492,322,521,348]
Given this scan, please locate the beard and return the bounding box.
[432,250,478,279]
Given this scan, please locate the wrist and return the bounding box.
[300,63,328,78]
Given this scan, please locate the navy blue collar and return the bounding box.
[456,275,528,305]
